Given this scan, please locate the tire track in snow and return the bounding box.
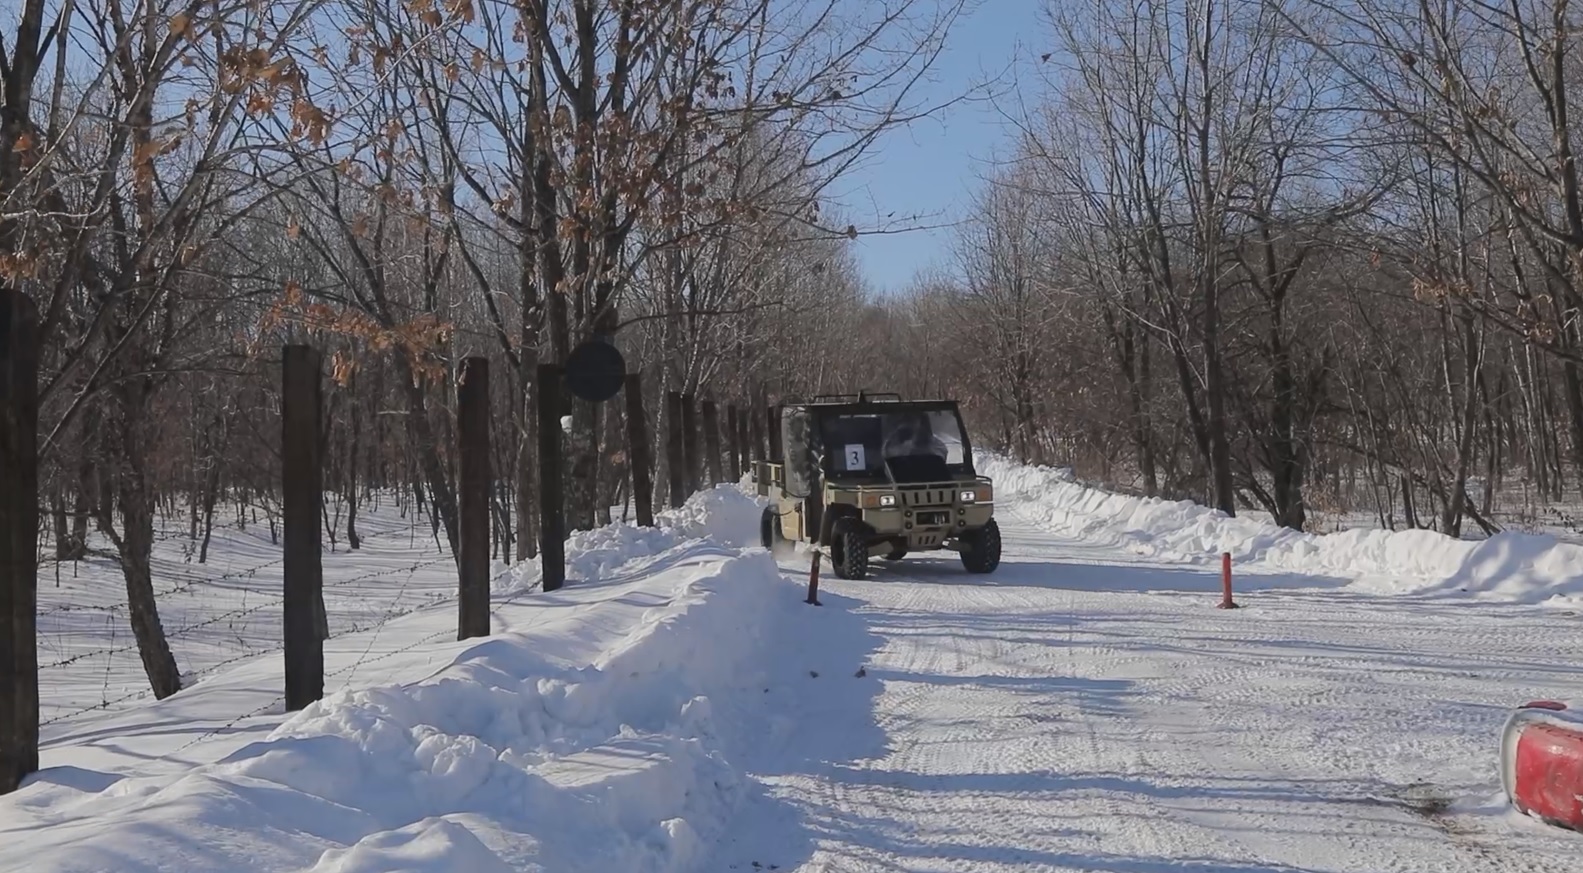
[786,543,1244,868]
[731,504,1583,872]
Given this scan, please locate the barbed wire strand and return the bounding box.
[40,517,572,752]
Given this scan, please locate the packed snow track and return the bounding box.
[706,504,1583,872]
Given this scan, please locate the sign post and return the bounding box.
[539,339,626,590]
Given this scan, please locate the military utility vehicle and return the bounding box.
[755,392,1000,580]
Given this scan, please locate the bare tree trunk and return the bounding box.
[1564,348,1583,485]
[397,360,459,556]
[1443,307,1482,537]
[100,394,181,699]
[1267,289,1306,530]
[1401,474,1419,530]
[70,481,89,561]
[346,406,361,551]
[516,346,539,562]
[199,480,219,565]
[1199,220,1233,514]
[187,465,200,543]
[50,487,69,561]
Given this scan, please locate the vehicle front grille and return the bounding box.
[900,487,953,507]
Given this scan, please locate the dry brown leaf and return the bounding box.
[331,351,356,386]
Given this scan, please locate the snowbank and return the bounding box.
[4,486,784,873]
[493,484,767,595]
[979,454,1583,606]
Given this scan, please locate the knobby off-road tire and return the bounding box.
[832,519,870,580]
[760,507,784,551]
[960,517,1001,574]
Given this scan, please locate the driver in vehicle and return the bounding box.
[883,412,947,461]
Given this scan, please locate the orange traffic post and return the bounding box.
[1217,552,1239,609]
[806,550,823,606]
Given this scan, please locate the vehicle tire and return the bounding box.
[882,549,907,561]
[832,520,870,580]
[960,518,1001,574]
[760,507,784,551]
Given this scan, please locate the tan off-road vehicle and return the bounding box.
[755,393,1000,580]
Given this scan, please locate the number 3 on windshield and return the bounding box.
[844,444,866,471]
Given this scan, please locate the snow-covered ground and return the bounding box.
[9,460,1583,872]
[711,505,1583,871]
[13,487,777,873]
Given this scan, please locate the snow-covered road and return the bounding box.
[707,504,1583,872]
[10,479,1583,872]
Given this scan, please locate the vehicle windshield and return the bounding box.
[819,409,969,481]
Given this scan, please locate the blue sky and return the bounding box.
[836,0,1047,297]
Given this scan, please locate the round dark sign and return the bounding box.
[564,339,625,402]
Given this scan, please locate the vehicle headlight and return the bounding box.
[880,495,897,507]
[959,490,977,503]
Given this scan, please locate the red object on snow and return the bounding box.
[1504,701,1583,831]
[1217,552,1238,610]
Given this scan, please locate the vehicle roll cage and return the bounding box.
[779,397,977,481]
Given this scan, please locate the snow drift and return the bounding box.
[493,484,767,595]
[2,485,783,873]
[979,454,1583,606]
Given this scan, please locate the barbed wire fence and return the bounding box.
[5,338,755,798]
[35,510,459,727]
[158,571,555,760]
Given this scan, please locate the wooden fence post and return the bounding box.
[0,291,38,796]
[681,393,701,496]
[665,390,685,508]
[624,373,655,527]
[536,364,566,592]
[701,399,724,486]
[457,357,490,639]
[282,344,324,712]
